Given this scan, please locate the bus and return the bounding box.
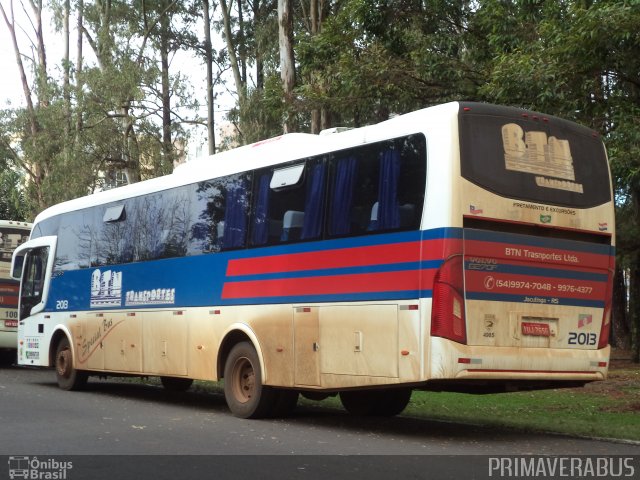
[0,220,31,362]
[11,102,615,418]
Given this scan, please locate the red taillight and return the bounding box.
[598,271,614,349]
[431,255,467,344]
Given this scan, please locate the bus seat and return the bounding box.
[368,202,379,231]
[281,210,305,241]
[399,203,416,227]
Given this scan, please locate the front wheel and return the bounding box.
[55,337,88,391]
[223,341,276,419]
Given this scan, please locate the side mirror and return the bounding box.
[11,253,24,280]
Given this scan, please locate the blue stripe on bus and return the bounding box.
[464,228,614,255]
[464,263,609,282]
[465,292,605,308]
[224,227,462,260]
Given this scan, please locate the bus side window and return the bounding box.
[328,135,426,238]
[250,159,325,246]
[220,173,251,250]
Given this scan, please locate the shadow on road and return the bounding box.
[24,370,563,444]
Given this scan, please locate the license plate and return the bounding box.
[4,320,18,328]
[522,321,551,337]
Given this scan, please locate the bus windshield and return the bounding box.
[459,104,611,209]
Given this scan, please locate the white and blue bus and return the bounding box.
[12,102,615,418]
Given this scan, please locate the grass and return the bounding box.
[403,386,640,441]
[131,363,640,442]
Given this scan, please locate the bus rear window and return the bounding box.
[459,110,611,208]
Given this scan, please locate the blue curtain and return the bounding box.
[223,177,248,249]
[376,149,400,230]
[329,156,357,236]
[301,163,326,240]
[251,173,271,245]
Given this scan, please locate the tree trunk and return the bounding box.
[75,0,84,138]
[160,10,173,171]
[612,263,631,350]
[63,0,71,139]
[220,0,246,106]
[278,0,296,133]
[203,0,215,155]
[253,0,264,91]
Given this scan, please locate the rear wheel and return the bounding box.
[55,337,88,391]
[340,388,412,416]
[160,376,193,392]
[374,388,412,416]
[223,341,276,419]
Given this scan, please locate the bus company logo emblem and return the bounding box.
[502,123,585,194]
[540,214,552,223]
[90,269,122,308]
[578,314,593,328]
[469,205,483,215]
[598,222,608,231]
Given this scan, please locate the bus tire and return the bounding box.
[54,337,87,391]
[339,390,378,416]
[223,341,276,419]
[374,388,412,416]
[160,376,193,392]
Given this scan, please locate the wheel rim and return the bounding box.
[230,356,255,404]
[56,348,72,379]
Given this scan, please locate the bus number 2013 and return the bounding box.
[568,332,596,346]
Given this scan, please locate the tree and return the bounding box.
[278,0,295,132]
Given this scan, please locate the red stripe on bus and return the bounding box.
[0,284,19,295]
[0,296,19,306]
[464,240,610,269]
[226,239,462,276]
[464,271,607,299]
[222,269,437,299]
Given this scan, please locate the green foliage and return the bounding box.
[0,168,28,221]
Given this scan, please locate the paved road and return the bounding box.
[1,365,639,479]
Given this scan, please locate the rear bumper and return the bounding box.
[429,337,609,382]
